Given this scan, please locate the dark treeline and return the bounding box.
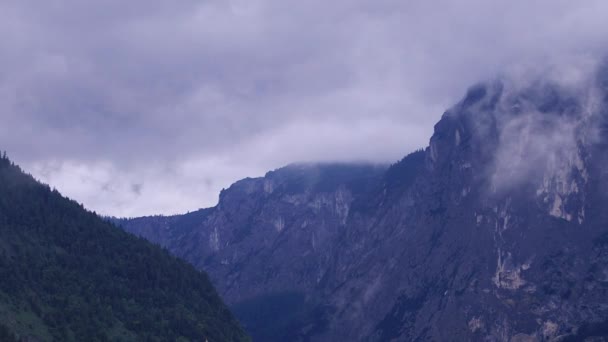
[0,153,249,341]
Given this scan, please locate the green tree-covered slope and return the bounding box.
[0,153,249,342]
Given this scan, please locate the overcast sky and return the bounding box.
[1,0,607,217]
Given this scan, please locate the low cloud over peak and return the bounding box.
[2,0,608,216]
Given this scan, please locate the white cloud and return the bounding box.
[2,0,608,215]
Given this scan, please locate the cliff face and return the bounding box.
[118,164,389,340]
[336,76,608,341]
[120,67,608,341]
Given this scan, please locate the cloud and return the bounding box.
[1,0,608,216]
[487,62,603,193]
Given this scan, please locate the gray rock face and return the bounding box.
[117,164,388,340]
[118,67,608,341]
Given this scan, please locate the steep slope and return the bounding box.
[0,155,249,341]
[323,74,608,340]
[118,163,388,340]
[120,65,608,341]
[323,77,608,341]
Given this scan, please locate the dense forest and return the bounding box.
[0,153,249,341]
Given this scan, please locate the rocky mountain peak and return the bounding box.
[119,64,608,341]
[427,68,608,226]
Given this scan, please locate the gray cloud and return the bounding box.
[473,55,602,187]
[1,0,608,216]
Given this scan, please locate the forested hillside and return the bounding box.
[0,153,249,341]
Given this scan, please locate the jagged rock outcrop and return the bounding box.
[119,64,608,341]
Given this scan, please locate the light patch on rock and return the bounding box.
[549,195,566,219]
[468,317,483,333]
[535,143,588,223]
[541,321,558,339]
[310,195,332,212]
[493,200,511,237]
[493,249,527,290]
[274,217,285,232]
[209,226,220,251]
[429,141,439,163]
[509,333,537,342]
[284,194,305,205]
[311,197,322,211]
[263,179,274,193]
[455,129,461,146]
[334,188,352,225]
[362,274,383,303]
[498,204,511,234]
[316,268,324,284]
[578,206,585,225]
[523,284,537,293]
[462,187,470,197]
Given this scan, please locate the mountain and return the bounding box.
[0,154,249,341]
[117,163,388,340]
[119,65,608,341]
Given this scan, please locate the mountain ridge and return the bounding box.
[0,154,249,341]
[119,66,608,341]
